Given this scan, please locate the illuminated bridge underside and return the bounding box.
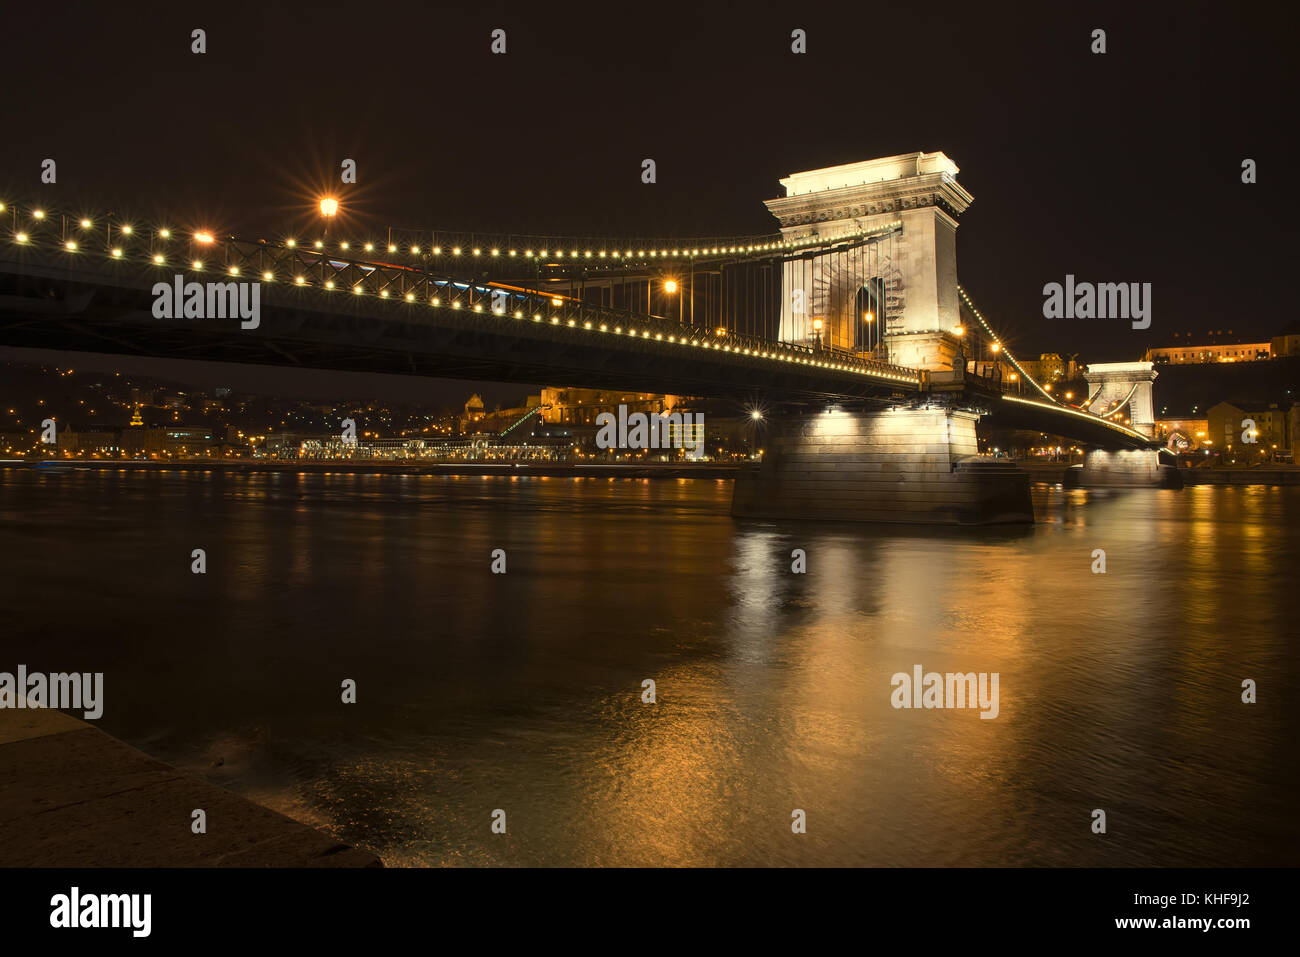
[0,258,919,404]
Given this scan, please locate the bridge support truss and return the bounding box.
[732,405,1032,525]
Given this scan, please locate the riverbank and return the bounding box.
[0,704,381,867]
[1,459,746,479]
[1005,461,1300,486]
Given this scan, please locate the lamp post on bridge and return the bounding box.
[319,196,339,244]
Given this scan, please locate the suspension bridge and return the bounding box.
[0,151,1177,523]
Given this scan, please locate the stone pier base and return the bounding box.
[731,407,1033,525]
[1069,448,1184,489]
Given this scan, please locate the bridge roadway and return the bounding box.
[0,225,1151,450]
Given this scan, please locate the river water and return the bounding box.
[1,467,1296,866]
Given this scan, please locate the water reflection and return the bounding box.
[0,469,1295,866]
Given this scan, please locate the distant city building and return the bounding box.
[460,393,486,432]
[1145,330,1271,364]
[1017,353,1080,383]
[539,388,685,426]
[1271,322,1300,358]
[1206,400,1292,455]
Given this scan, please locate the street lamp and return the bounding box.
[812,317,823,350]
[319,196,339,244]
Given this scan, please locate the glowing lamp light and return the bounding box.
[79,218,92,229]
[194,231,214,244]
[319,197,339,217]
[663,279,678,294]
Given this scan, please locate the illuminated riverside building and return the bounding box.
[55,424,235,456]
[1145,331,1271,364]
[1206,400,1297,458]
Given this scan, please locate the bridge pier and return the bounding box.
[1069,449,1184,489]
[732,406,1033,525]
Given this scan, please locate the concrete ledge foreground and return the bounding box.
[0,706,381,868]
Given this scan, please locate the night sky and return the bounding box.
[1,0,1292,403]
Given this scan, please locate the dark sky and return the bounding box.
[1,0,1293,401]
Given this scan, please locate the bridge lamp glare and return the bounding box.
[812,318,823,332]
[192,260,203,270]
[64,240,77,251]
[111,248,123,258]
[159,228,171,239]
[410,246,420,254]
[15,232,28,243]
[194,231,214,244]
[388,244,397,253]
[79,218,92,229]
[32,209,45,219]
[551,298,562,306]
[121,225,133,235]
[262,271,274,281]
[325,280,335,289]
[319,197,339,217]
[314,241,324,249]
[663,279,678,294]
[991,342,1000,352]
[952,324,965,336]
[364,243,374,252]
[152,253,164,264]
[295,276,305,285]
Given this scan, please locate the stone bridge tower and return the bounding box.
[1082,362,1159,438]
[764,152,974,372]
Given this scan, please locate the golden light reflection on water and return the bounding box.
[1,469,1297,866]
